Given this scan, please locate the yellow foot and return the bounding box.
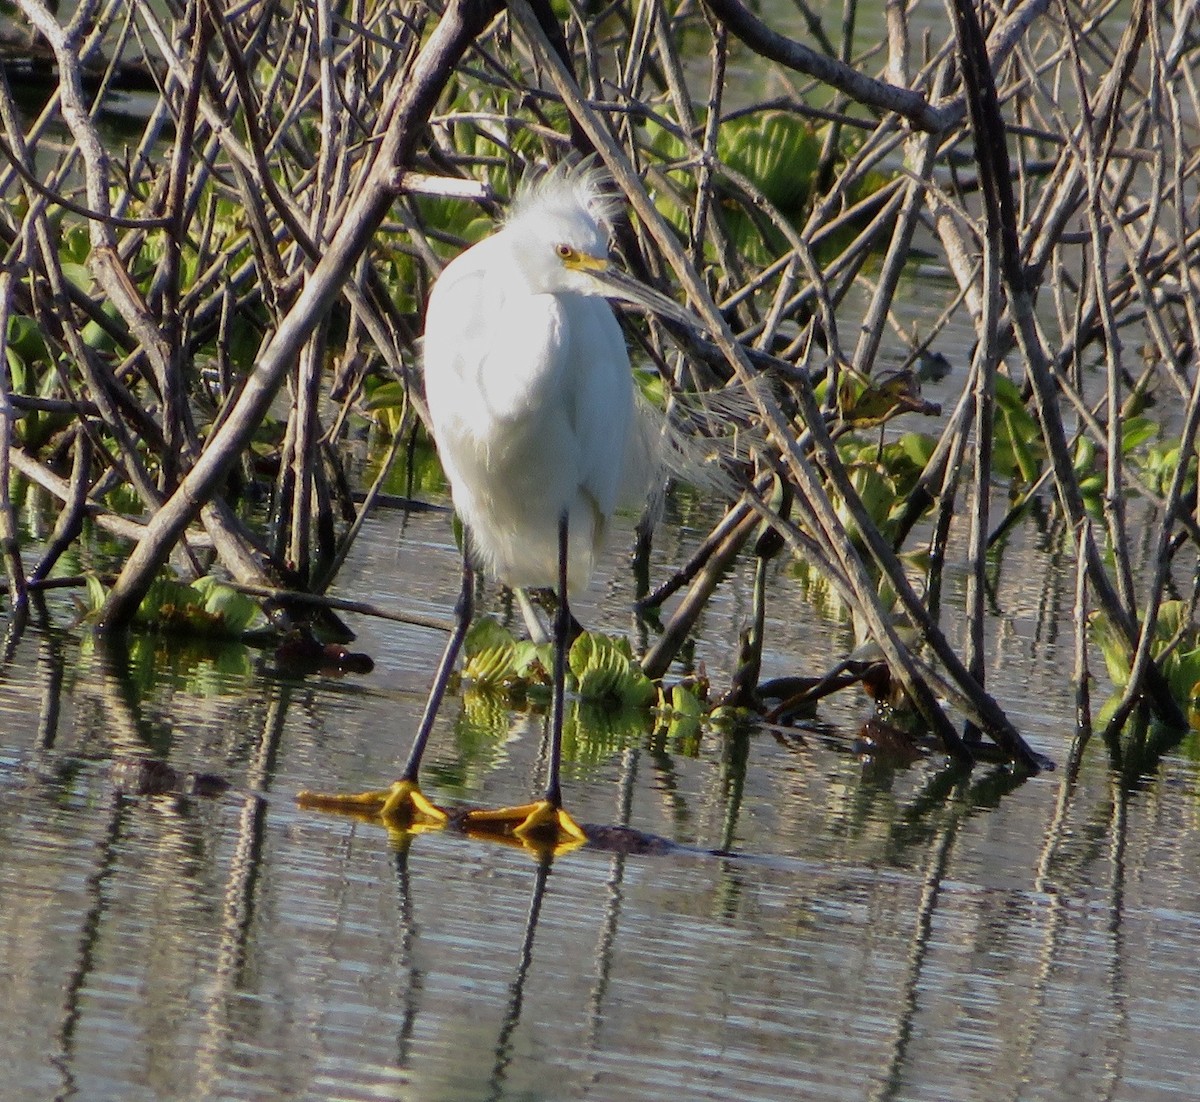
[296,779,449,830]
[465,798,588,845]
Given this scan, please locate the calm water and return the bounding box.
[3,497,1200,1102]
[8,1,1200,1096]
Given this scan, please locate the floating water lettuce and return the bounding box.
[1091,600,1200,724]
[86,574,264,640]
[569,631,657,708]
[462,615,548,692]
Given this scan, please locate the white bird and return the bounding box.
[302,164,660,845]
[424,166,642,600]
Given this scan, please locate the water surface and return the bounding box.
[3,501,1200,1102]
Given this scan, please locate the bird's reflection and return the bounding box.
[389,836,424,1071]
[486,848,553,1102]
[384,827,558,1102]
[382,742,661,1101]
[585,746,637,1049]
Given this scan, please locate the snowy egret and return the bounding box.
[300,163,662,844]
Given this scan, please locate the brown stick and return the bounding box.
[96,0,505,630]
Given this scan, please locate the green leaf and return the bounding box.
[1090,610,1132,688]
[1004,408,1041,483]
[669,682,705,718]
[97,574,267,640]
[190,576,263,635]
[362,379,409,434]
[463,616,531,689]
[993,375,1043,482]
[834,461,896,539]
[718,111,821,212]
[60,224,91,265]
[1072,435,1096,474]
[1092,600,1200,711]
[896,432,936,470]
[1121,416,1158,454]
[60,261,92,293]
[85,574,109,614]
[5,347,25,390]
[661,682,708,750]
[569,632,656,708]
[6,314,48,364]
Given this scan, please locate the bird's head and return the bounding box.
[504,164,619,296]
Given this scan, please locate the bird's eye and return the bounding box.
[555,244,573,260]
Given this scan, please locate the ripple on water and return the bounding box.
[3,497,1200,1102]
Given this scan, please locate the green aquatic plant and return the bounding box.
[4,314,71,449]
[1139,437,1197,499]
[719,110,822,213]
[654,682,707,754]
[569,632,657,708]
[648,108,891,265]
[85,574,265,640]
[1091,600,1200,725]
[458,617,715,772]
[993,373,1044,485]
[462,616,656,709]
[829,431,938,543]
[360,378,409,436]
[462,615,548,694]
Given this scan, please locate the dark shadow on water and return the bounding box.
[486,849,554,1102]
[50,790,124,1102]
[389,836,424,1072]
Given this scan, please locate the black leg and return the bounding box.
[401,550,474,783]
[459,513,586,845]
[544,512,570,808]
[296,549,473,824]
